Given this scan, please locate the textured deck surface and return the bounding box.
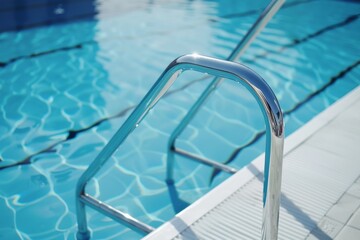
[144,87,360,240]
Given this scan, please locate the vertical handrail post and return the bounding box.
[166,0,285,181]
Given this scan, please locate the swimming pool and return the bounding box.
[0,0,359,239]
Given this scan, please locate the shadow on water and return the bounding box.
[166,179,199,238]
[166,179,190,214]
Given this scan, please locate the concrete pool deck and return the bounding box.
[143,86,360,240]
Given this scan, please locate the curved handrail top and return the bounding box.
[75,54,284,194]
[75,53,284,240]
[167,54,284,137]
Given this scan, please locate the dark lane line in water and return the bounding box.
[289,14,360,46]
[248,13,360,63]
[210,60,360,182]
[217,0,313,19]
[0,8,358,169]
[0,43,88,68]
[1,60,359,170]
[0,0,312,68]
[0,105,136,167]
[0,76,208,168]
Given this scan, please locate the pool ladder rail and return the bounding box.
[168,0,285,181]
[75,0,285,240]
[75,54,284,240]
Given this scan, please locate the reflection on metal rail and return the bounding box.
[75,54,284,240]
[167,0,285,181]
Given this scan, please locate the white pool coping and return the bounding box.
[143,86,360,240]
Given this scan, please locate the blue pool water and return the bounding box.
[1,0,360,239]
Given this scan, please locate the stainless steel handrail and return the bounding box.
[75,54,284,240]
[167,0,285,179]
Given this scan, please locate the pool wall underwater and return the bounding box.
[0,0,359,239]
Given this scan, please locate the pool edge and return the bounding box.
[142,85,360,240]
